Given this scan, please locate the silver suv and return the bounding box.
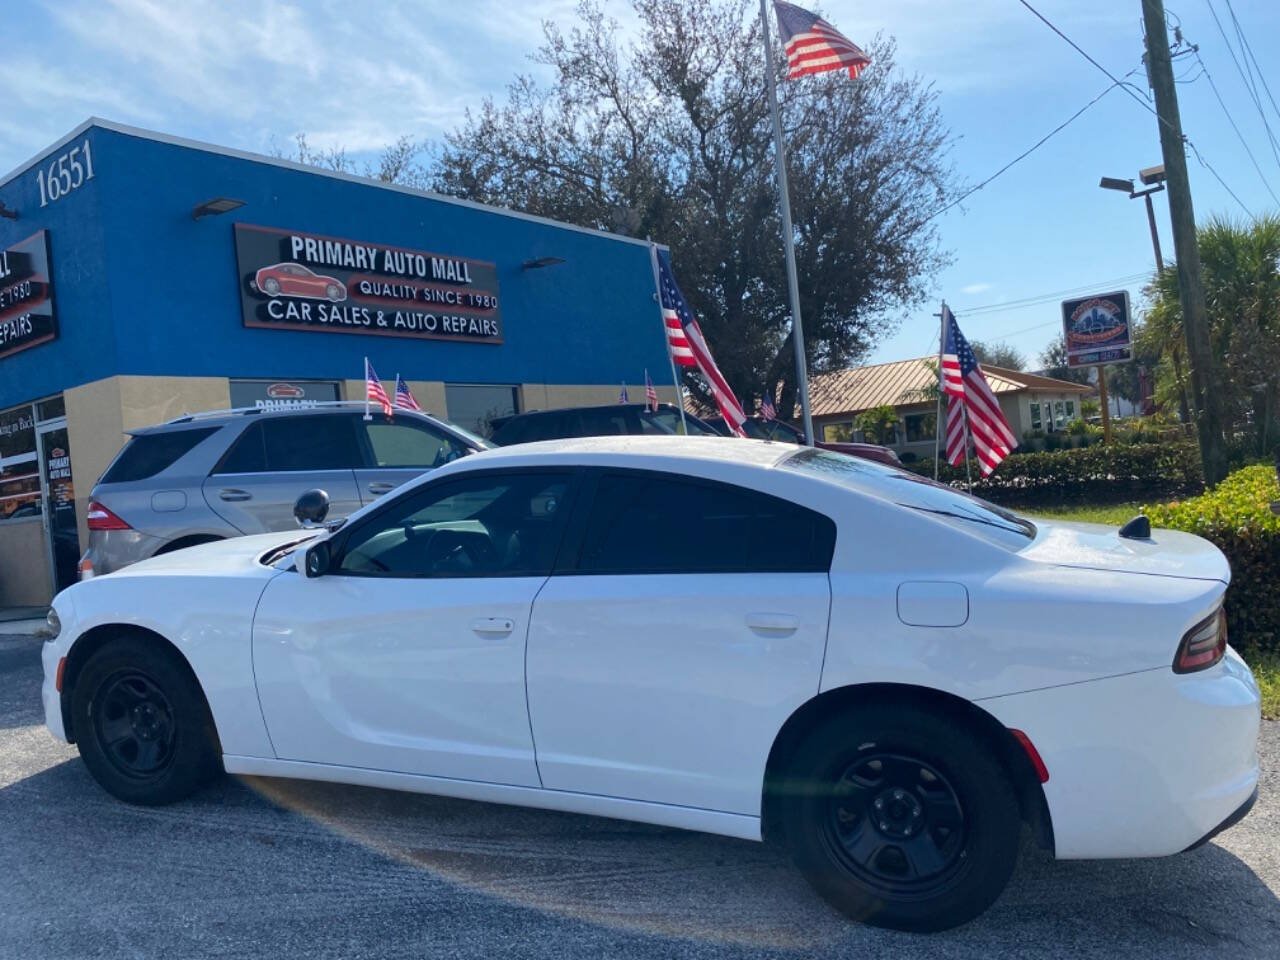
[82,402,490,576]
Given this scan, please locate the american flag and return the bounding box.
[656,250,747,436]
[760,392,776,421]
[619,382,629,404]
[941,308,1017,476]
[773,2,870,80]
[645,369,659,412]
[365,358,393,418]
[393,374,421,411]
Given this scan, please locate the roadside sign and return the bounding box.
[1061,290,1133,368]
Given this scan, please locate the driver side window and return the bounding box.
[336,471,574,578]
[363,420,466,468]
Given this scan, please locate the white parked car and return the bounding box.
[41,437,1260,931]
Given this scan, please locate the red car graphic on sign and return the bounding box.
[266,383,306,399]
[254,263,347,302]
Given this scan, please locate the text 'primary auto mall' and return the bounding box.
[0,119,679,606]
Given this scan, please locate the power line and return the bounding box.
[1223,0,1280,131]
[1017,0,1254,218]
[957,272,1152,317]
[916,79,1124,227]
[1192,48,1280,203]
[1203,0,1280,175]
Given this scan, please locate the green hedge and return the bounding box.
[1144,465,1280,658]
[905,441,1205,506]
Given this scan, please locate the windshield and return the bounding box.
[781,447,1035,541]
[642,409,719,436]
[437,417,493,449]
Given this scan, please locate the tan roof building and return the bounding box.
[803,356,1092,460]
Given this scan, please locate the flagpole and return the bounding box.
[961,405,973,492]
[759,0,814,447]
[648,238,688,434]
[363,357,371,421]
[934,303,945,481]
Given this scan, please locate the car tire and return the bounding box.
[779,703,1021,932]
[326,284,341,300]
[263,277,280,295]
[71,636,222,805]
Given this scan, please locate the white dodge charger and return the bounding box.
[41,436,1260,931]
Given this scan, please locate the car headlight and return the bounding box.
[45,608,61,642]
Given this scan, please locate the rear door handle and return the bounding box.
[218,488,252,502]
[470,617,515,636]
[745,612,799,635]
[367,481,396,495]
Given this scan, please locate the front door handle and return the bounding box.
[745,612,799,635]
[471,617,515,636]
[367,481,396,495]
[218,488,252,502]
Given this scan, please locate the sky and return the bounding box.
[4,0,1280,370]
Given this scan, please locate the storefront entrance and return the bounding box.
[36,419,79,594]
[0,398,79,605]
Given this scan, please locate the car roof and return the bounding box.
[450,434,799,470]
[130,404,442,436]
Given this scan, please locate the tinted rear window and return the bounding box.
[577,471,835,573]
[214,416,363,473]
[101,428,219,483]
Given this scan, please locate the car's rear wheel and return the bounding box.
[779,704,1020,932]
[325,283,342,300]
[263,277,280,294]
[71,637,221,805]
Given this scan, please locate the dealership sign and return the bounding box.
[1061,290,1133,368]
[234,224,502,344]
[0,231,57,360]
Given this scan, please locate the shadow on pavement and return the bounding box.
[2,754,1275,958]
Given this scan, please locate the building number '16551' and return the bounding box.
[37,139,95,207]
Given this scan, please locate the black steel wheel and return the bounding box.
[71,636,221,805]
[779,703,1021,932]
[91,670,177,779]
[824,752,966,898]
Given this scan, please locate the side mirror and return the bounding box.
[295,541,331,578]
[294,488,330,527]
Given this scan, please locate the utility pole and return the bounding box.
[1141,0,1228,484]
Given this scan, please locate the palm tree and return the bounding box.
[1142,215,1280,455]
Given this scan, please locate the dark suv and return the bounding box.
[489,403,721,445]
[82,403,489,576]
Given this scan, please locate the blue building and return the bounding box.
[0,119,674,604]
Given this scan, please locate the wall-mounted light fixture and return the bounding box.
[521,256,566,270]
[192,197,246,220]
[0,201,18,220]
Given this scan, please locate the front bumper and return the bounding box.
[41,634,70,742]
[981,648,1260,859]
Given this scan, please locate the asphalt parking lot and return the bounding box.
[1,632,1277,960]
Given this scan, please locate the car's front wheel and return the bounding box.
[71,637,222,805]
[779,703,1021,932]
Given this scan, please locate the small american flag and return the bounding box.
[760,392,776,421]
[941,308,1017,476]
[393,374,421,412]
[366,358,393,417]
[619,382,629,403]
[657,250,747,436]
[645,369,659,412]
[773,2,870,80]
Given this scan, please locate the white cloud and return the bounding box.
[961,282,993,295]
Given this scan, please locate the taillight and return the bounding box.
[86,500,131,531]
[1173,608,1228,674]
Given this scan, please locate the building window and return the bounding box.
[445,384,519,438]
[1030,402,1042,431]
[903,412,936,443]
[822,421,855,443]
[1054,400,1066,429]
[1065,400,1076,421]
[0,403,39,522]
